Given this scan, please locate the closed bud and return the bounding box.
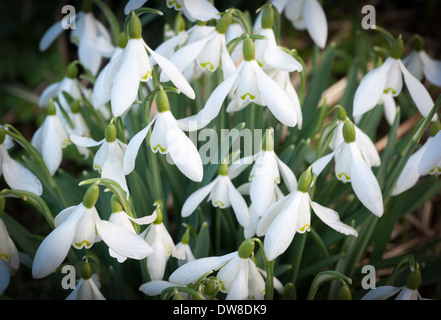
[339,283,352,300]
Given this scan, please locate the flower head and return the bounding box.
[0,217,20,295]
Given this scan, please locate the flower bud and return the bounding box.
[82,184,100,209]
[297,170,312,193]
[217,163,229,176]
[128,12,142,39]
[262,128,274,151]
[406,268,421,290]
[243,37,255,62]
[156,89,170,113]
[215,12,233,34]
[338,283,352,300]
[80,261,92,280]
[343,121,356,143]
[110,195,123,213]
[238,239,255,259]
[390,36,404,59]
[105,123,117,142]
[261,6,275,29]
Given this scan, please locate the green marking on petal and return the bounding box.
[200,62,215,71]
[153,144,167,153]
[74,240,93,249]
[142,70,152,81]
[241,93,256,101]
[384,88,396,95]
[93,164,102,173]
[274,177,280,184]
[429,167,441,175]
[337,172,351,182]
[300,224,310,232]
[0,253,9,261]
[167,1,182,9]
[214,201,225,208]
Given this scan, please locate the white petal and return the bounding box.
[335,143,353,182]
[139,280,174,296]
[0,146,43,195]
[403,51,424,81]
[253,61,297,127]
[349,143,384,217]
[181,177,219,217]
[310,200,358,236]
[228,154,256,180]
[419,130,441,175]
[303,0,327,49]
[227,178,250,227]
[362,286,401,300]
[256,194,291,237]
[95,218,153,260]
[70,135,103,148]
[399,59,435,119]
[38,82,60,107]
[384,59,403,96]
[32,204,84,278]
[145,44,195,99]
[276,156,297,192]
[166,127,203,182]
[353,57,394,118]
[124,0,149,15]
[354,126,381,167]
[39,19,67,51]
[311,151,335,177]
[123,115,156,174]
[169,252,236,285]
[382,92,398,126]
[101,142,128,195]
[225,259,249,300]
[420,51,441,87]
[182,0,219,22]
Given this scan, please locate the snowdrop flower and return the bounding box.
[254,5,303,73]
[104,12,194,118]
[269,0,328,49]
[39,1,113,75]
[391,123,441,195]
[71,122,130,196]
[38,62,84,116]
[0,128,43,196]
[161,12,236,83]
[312,120,384,217]
[0,216,20,295]
[179,37,299,131]
[32,184,153,279]
[108,196,157,263]
[174,229,196,267]
[140,202,183,280]
[169,239,267,300]
[123,88,203,182]
[66,263,105,300]
[257,169,358,261]
[402,35,441,87]
[362,267,426,300]
[181,162,250,228]
[419,125,441,176]
[166,0,220,22]
[31,101,70,176]
[353,37,435,121]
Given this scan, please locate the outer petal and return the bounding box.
[32,204,85,278]
[399,59,435,119]
[124,0,148,15]
[303,0,328,49]
[361,286,401,300]
[253,61,297,127]
[419,130,441,175]
[123,115,157,174]
[145,43,195,99]
[225,259,250,300]
[169,252,236,286]
[101,142,129,194]
[256,194,292,237]
[227,178,250,227]
[353,57,394,118]
[182,0,219,22]
[349,143,384,217]
[39,19,67,51]
[139,280,175,296]
[310,200,358,236]
[420,51,441,87]
[66,277,106,300]
[311,151,335,177]
[181,177,219,217]
[403,51,424,81]
[276,156,297,192]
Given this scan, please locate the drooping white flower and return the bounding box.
[108,196,157,263]
[257,170,358,261]
[312,120,384,217]
[181,162,250,228]
[0,218,20,295]
[174,229,196,267]
[168,240,267,300]
[419,127,441,176]
[32,184,153,279]
[39,3,113,75]
[402,36,441,87]
[65,273,106,300]
[123,89,203,182]
[0,129,43,196]
[166,0,220,22]
[103,12,195,118]
[140,204,184,280]
[268,0,328,49]
[178,37,299,131]
[31,101,70,176]
[353,38,436,121]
